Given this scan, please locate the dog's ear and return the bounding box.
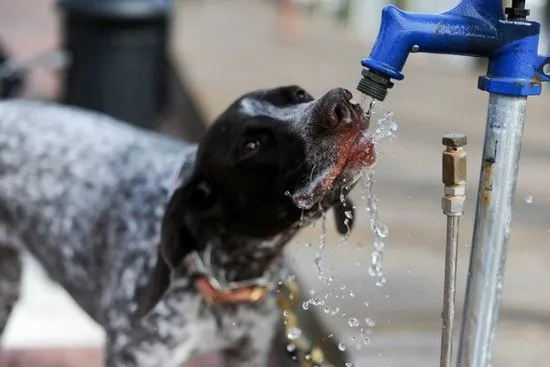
[333,196,355,235]
[133,175,219,323]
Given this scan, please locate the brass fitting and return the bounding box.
[442,134,467,216]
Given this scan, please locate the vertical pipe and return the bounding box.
[440,133,467,367]
[441,215,460,367]
[456,94,527,367]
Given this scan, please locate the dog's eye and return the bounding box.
[238,139,262,159]
[293,88,307,102]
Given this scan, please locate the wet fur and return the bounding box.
[0,86,369,366]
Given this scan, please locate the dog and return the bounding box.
[0,85,375,366]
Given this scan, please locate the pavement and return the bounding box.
[1,0,550,366]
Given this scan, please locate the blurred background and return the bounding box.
[1,0,550,366]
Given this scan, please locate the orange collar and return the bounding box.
[185,251,269,305]
[194,276,268,305]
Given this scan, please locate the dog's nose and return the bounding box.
[326,88,355,128]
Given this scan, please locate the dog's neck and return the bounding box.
[196,229,298,286]
[190,207,327,290]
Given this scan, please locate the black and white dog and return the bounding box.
[0,85,375,366]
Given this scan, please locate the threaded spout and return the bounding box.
[357,69,394,102]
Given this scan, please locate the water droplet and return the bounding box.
[374,223,389,238]
[339,191,346,204]
[310,297,325,306]
[376,277,387,287]
[363,336,370,345]
[339,284,346,291]
[364,98,376,118]
[308,289,316,296]
[525,194,534,204]
[323,306,330,314]
[287,327,302,340]
[313,255,322,266]
[364,301,370,308]
[365,318,376,327]
[330,306,340,316]
[345,363,353,367]
[348,317,360,327]
[349,291,356,298]
[302,301,310,310]
[338,342,346,351]
[344,210,353,219]
[287,344,296,352]
[373,239,385,251]
[371,251,383,266]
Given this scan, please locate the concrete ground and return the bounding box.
[1,0,550,366]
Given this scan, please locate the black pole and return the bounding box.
[57,0,171,129]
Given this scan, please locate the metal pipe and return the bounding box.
[440,133,467,367]
[441,215,460,367]
[456,94,527,367]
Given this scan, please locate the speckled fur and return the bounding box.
[0,86,371,367]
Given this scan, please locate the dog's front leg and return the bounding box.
[106,326,197,367]
[104,305,198,367]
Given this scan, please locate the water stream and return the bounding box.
[300,97,398,358]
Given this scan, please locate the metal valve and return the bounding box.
[440,133,467,367]
[441,133,467,216]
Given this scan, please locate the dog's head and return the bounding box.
[134,86,375,319]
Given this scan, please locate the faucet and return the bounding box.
[357,1,550,367]
[357,0,550,101]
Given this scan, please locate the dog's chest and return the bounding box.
[136,290,280,366]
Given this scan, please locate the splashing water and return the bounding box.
[358,98,398,288]
[364,104,398,144]
[303,95,398,349]
[348,317,360,327]
[312,211,332,284]
[366,99,377,119]
[338,184,354,246]
[287,327,302,340]
[362,172,388,287]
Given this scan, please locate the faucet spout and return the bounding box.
[357,0,548,101]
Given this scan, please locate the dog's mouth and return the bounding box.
[290,95,376,210]
[317,103,374,189]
